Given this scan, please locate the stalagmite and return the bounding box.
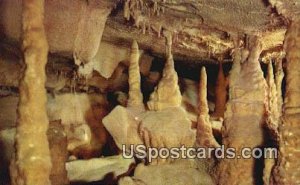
[212,61,228,118]
[10,0,52,184]
[266,62,280,134]
[272,20,300,185]
[216,37,266,185]
[147,32,182,111]
[127,41,144,108]
[196,67,219,148]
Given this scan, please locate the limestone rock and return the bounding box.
[103,105,144,151]
[119,160,214,185]
[47,93,109,158]
[47,121,69,185]
[139,107,196,155]
[66,155,134,183]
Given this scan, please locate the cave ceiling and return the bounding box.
[0,0,289,65]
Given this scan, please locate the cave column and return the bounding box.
[272,19,300,185]
[216,37,266,185]
[10,0,52,184]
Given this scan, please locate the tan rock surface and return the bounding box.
[10,0,52,184]
[216,38,267,185]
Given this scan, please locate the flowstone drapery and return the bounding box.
[216,38,267,185]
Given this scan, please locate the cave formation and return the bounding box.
[0,0,299,185]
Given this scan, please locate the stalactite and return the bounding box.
[212,61,228,118]
[272,19,300,185]
[196,67,219,148]
[147,32,182,111]
[266,61,280,135]
[10,0,52,184]
[127,40,144,108]
[216,37,266,185]
[275,57,284,116]
[73,1,112,67]
[124,0,131,21]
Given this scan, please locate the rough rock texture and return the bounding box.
[272,19,300,185]
[104,39,195,160]
[103,105,143,151]
[275,57,284,116]
[0,97,18,129]
[266,62,280,135]
[139,107,196,163]
[47,93,109,158]
[0,0,287,67]
[119,160,214,185]
[10,0,52,184]
[0,128,16,184]
[103,39,203,184]
[269,0,300,20]
[47,121,69,185]
[216,38,267,185]
[72,1,112,67]
[66,155,134,183]
[1,122,69,185]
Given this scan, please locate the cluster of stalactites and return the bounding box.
[123,0,166,36]
[124,0,165,20]
[127,40,144,108]
[196,67,219,148]
[147,32,182,111]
